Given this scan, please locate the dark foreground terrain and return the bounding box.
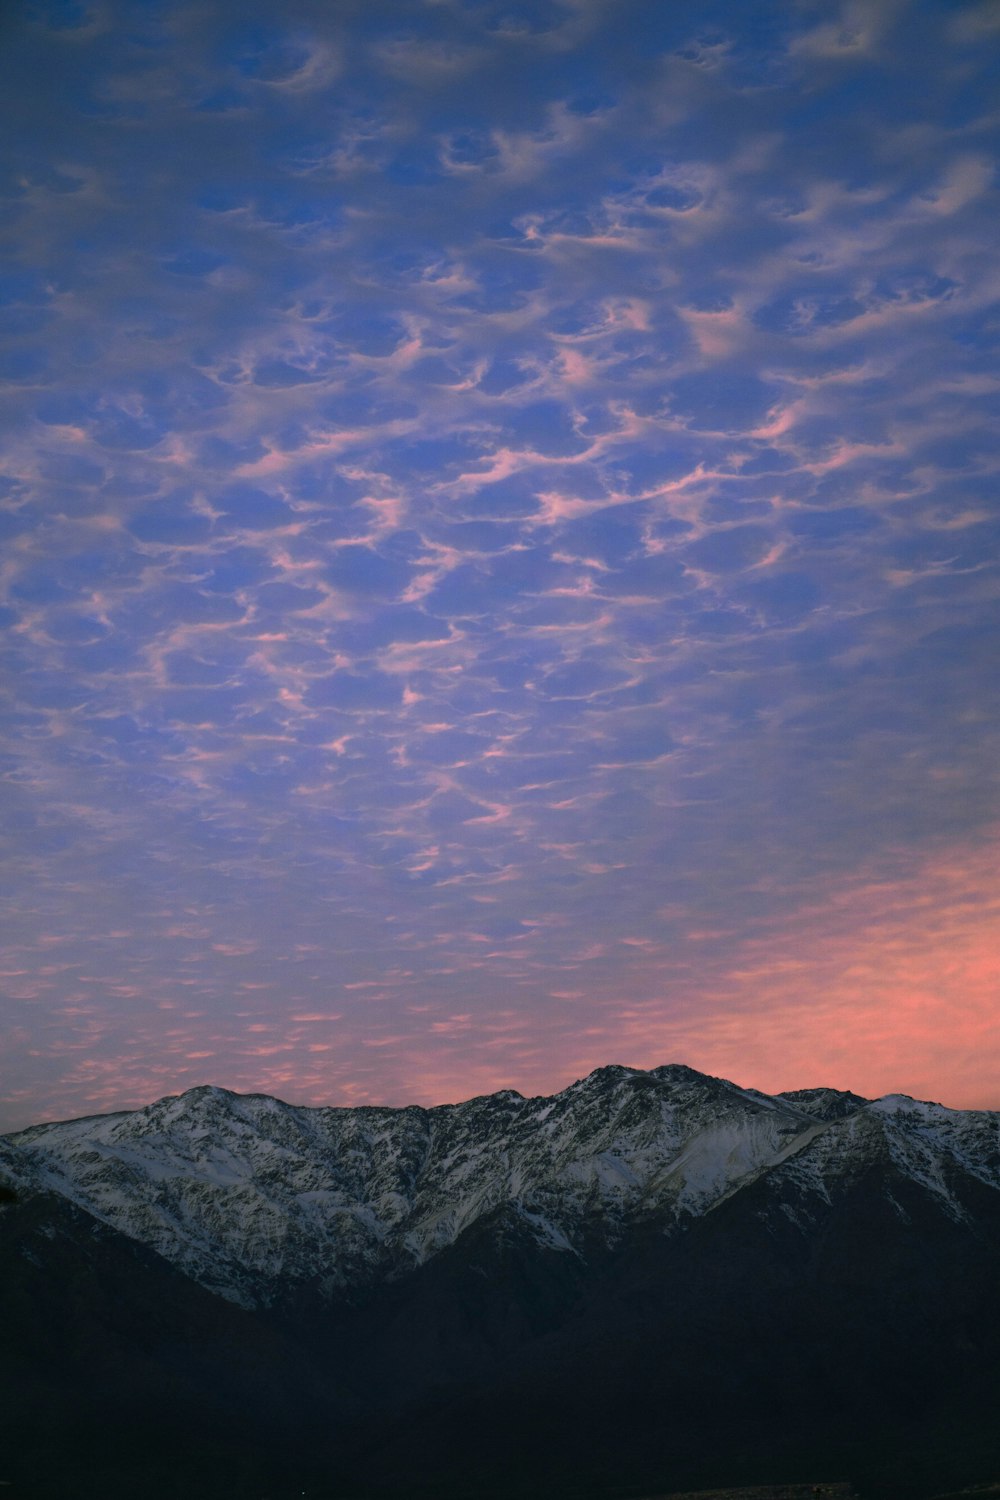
[639,1488,856,1500]
[3,1065,1000,1499]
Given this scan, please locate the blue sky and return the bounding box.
[2,0,999,1129]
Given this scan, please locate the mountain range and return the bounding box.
[3,1063,1000,1500]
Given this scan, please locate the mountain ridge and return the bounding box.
[3,1062,998,1311]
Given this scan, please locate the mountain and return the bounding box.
[3,1064,1000,1500]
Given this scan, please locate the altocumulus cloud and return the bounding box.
[1,0,999,1128]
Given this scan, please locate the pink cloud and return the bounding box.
[615,830,1000,1108]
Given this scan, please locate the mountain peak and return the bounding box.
[868,1092,951,1117]
[777,1086,871,1120]
[575,1062,641,1087]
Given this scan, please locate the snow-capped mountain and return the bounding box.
[4,1064,1000,1500]
[4,1063,999,1308]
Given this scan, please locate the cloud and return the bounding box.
[1,0,998,1129]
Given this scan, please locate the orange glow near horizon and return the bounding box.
[611,829,1000,1110]
[7,828,996,1132]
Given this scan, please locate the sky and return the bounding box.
[1,0,999,1131]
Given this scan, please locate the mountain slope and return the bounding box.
[3,1064,1000,1500]
[0,1155,355,1499]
